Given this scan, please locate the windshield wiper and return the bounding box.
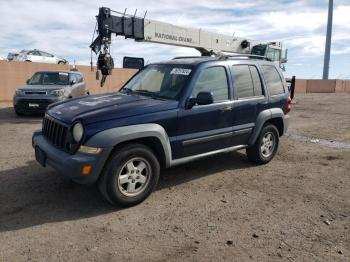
[120,87,134,94]
[135,90,167,100]
[133,90,154,96]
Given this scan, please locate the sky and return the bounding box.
[0,0,349,79]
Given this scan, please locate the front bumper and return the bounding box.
[32,130,112,184]
[13,96,61,114]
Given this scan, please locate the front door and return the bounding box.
[175,66,234,159]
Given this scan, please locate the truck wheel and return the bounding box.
[246,124,279,164]
[98,143,160,207]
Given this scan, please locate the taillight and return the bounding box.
[285,96,292,114]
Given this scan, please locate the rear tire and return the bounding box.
[98,143,160,207]
[246,124,279,164]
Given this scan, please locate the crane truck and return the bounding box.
[90,7,288,86]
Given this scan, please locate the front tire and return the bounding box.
[14,109,24,116]
[246,124,279,164]
[98,143,160,207]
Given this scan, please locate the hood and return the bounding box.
[47,92,179,124]
[19,84,69,91]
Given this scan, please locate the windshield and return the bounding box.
[251,44,267,57]
[120,64,193,100]
[28,72,69,85]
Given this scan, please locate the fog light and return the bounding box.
[78,145,102,154]
[82,164,93,175]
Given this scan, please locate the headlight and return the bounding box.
[51,89,65,97]
[72,122,84,142]
[15,89,24,95]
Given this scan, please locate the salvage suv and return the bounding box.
[32,56,291,206]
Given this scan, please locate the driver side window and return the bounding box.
[191,66,229,103]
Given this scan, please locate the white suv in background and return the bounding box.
[17,50,68,64]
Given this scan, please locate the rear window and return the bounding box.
[262,65,285,96]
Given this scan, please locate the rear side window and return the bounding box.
[29,51,40,56]
[232,65,263,98]
[70,74,79,83]
[75,74,83,83]
[262,65,285,96]
[249,66,263,96]
[191,66,229,102]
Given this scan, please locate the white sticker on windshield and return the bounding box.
[170,68,192,75]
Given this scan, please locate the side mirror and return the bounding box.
[26,79,30,84]
[196,91,214,105]
[187,91,214,109]
[70,79,76,85]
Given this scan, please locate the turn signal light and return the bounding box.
[82,164,93,175]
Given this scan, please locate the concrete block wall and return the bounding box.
[0,61,349,101]
[0,61,137,102]
[295,79,350,93]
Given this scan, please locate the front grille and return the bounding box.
[17,99,51,111]
[42,116,69,150]
[25,91,47,95]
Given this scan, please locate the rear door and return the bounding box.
[175,65,234,158]
[75,74,86,96]
[69,74,79,97]
[39,51,56,64]
[230,64,267,145]
[28,51,43,62]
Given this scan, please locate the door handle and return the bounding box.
[257,101,268,107]
[220,105,232,112]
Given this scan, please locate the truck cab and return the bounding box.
[32,56,290,206]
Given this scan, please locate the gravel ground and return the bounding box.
[0,93,349,261]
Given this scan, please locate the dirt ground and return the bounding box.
[0,93,349,262]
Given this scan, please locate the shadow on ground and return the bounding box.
[0,151,253,232]
[0,106,43,125]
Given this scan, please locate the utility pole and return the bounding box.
[322,0,333,80]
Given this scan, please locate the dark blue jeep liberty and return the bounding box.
[32,57,291,206]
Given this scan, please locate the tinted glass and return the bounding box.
[232,65,254,98]
[266,48,275,61]
[29,51,40,56]
[39,51,53,57]
[251,45,267,56]
[121,64,193,100]
[191,67,228,102]
[28,72,69,85]
[274,50,281,61]
[262,65,284,95]
[249,66,263,96]
[71,74,82,83]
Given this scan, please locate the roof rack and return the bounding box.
[218,54,272,61]
[172,56,212,60]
